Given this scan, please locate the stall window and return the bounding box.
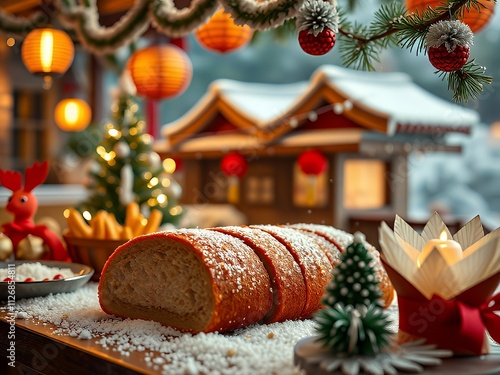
[343,159,387,209]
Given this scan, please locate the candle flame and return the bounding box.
[439,230,448,241]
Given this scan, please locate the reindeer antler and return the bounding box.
[24,161,49,192]
[0,169,22,192]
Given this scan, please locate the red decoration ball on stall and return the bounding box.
[298,149,327,176]
[221,152,248,177]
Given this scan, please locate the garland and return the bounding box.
[219,0,305,30]
[0,9,48,37]
[151,0,219,37]
[57,0,151,54]
[0,0,494,102]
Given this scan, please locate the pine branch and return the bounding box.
[336,0,492,102]
[437,60,493,103]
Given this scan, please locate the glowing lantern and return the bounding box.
[195,8,253,54]
[406,0,495,33]
[127,45,193,100]
[21,28,74,87]
[297,149,327,206]
[55,98,92,132]
[221,152,248,204]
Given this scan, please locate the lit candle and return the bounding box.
[417,230,463,267]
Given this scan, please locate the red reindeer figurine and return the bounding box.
[0,161,70,261]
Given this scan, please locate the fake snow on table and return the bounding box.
[0,262,75,281]
[4,283,318,375]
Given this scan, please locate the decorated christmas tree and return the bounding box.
[78,92,182,226]
[315,232,392,355]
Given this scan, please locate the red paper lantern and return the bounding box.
[406,0,495,33]
[195,8,254,54]
[221,152,248,177]
[298,150,327,176]
[127,45,193,100]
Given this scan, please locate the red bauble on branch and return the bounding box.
[221,152,248,178]
[426,20,473,72]
[298,149,327,176]
[296,0,339,56]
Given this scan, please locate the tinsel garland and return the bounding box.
[0,9,48,37]
[0,0,304,54]
[219,0,305,30]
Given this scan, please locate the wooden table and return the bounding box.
[0,312,148,374]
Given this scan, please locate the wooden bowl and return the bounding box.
[63,235,127,281]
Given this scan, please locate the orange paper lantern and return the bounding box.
[406,0,495,33]
[127,45,193,100]
[195,8,253,54]
[55,98,92,132]
[21,28,74,85]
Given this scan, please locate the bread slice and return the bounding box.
[98,229,273,333]
[211,226,306,323]
[288,223,394,307]
[251,225,332,318]
[287,227,343,268]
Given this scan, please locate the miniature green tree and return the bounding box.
[78,93,182,226]
[315,232,392,355]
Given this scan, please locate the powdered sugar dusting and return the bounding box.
[3,282,314,374]
[251,225,332,318]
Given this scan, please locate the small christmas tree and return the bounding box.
[315,232,392,355]
[79,92,182,226]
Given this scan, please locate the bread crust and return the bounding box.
[251,225,332,318]
[99,229,273,333]
[211,226,306,323]
[288,224,394,308]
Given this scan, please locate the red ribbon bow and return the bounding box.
[399,293,500,354]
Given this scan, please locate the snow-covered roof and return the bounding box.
[318,66,478,134]
[158,65,479,154]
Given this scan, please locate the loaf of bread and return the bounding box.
[99,224,394,333]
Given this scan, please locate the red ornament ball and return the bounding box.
[221,152,248,178]
[298,150,327,176]
[298,29,336,56]
[428,44,470,72]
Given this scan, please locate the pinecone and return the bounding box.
[426,20,473,72]
[296,0,338,56]
[299,28,336,56]
[428,44,470,72]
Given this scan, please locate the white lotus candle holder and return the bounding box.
[378,213,500,355]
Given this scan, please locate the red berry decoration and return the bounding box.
[42,278,50,281]
[428,44,470,72]
[53,274,64,280]
[426,20,473,72]
[296,0,338,56]
[24,277,34,282]
[3,277,13,282]
[299,29,336,56]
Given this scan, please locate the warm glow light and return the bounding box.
[163,158,177,174]
[147,177,159,188]
[22,28,74,79]
[127,45,193,100]
[40,30,54,71]
[157,194,167,204]
[6,38,15,47]
[439,230,448,241]
[55,98,92,132]
[108,128,121,138]
[170,205,183,216]
[344,159,387,209]
[82,211,92,221]
[63,209,70,218]
[195,8,254,54]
